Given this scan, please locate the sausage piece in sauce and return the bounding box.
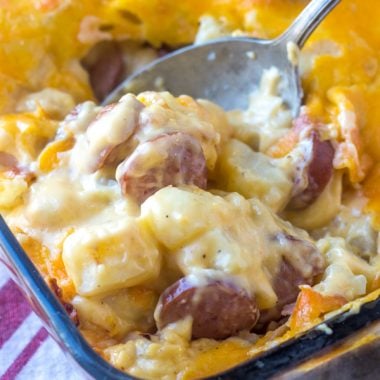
[288,131,335,210]
[85,95,143,172]
[116,132,207,203]
[256,232,325,328]
[82,41,125,102]
[155,276,260,340]
[0,151,35,183]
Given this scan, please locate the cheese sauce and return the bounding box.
[1,1,380,379]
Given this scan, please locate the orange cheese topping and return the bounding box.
[2,0,380,378]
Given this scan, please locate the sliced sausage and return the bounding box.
[256,232,325,329]
[82,41,125,102]
[155,276,260,340]
[274,232,325,279]
[288,131,334,210]
[0,152,35,183]
[0,152,18,168]
[273,258,312,307]
[116,132,207,203]
[85,95,143,172]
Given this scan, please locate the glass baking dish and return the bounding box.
[1,214,380,380]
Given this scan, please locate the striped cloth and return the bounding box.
[0,263,83,380]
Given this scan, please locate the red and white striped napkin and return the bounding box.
[0,263,82,380]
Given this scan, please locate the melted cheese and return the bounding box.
[2,1,380,379]
[142,187,321,310]
[314,263,366,301]
[77,94,143,172]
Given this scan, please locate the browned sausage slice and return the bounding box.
[0,151,18,168]
[85,95,143,172]
[256,232,325,329]
[116,132,207,203]
[82,41,125,102]
[288,131,334,210]
[0,152,35,183]
[255,259,308,329]
[155,276,260,339]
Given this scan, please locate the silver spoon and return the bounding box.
[105,0,340,116]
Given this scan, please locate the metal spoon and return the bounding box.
[105,0,340,116]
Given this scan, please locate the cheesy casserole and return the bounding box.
[2,0,380,379]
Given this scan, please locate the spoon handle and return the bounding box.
[279,0,341,48]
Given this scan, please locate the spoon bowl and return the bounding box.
[105,0,341,117]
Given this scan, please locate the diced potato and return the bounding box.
[197,99,233,146]
[283,171,342,230]
[140,187,233,250]
[227,110,260,151]
[105,319,193,378]
[314,203,377,260]
[62,218,161,296]
[73,295,133,337]
[316,236,376,283]
[176,228,244,274]
[103,287,158,328]
[175,227,277,309]
[141,187,225,249]
[314,263,366,301]
[73,287,157,337]
[25,172,118,228]
[0,176,28,209]
[216,139,292,211]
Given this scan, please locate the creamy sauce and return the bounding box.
[1,1,380,379]
[2,75,378,380]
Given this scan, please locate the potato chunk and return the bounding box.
[62,218,160,296]
[140,186,231,250]
[216,139,292,211]
[141,187,324,312]
[283,172,342,230]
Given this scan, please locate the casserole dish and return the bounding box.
[2,1,380,379]
[2,214,380,379]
